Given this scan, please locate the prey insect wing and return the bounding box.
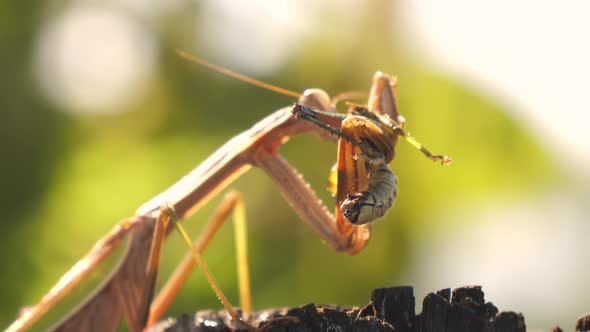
[335,121,370,224]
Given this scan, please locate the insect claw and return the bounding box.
[430,155,453,165]
[440,156,453,165]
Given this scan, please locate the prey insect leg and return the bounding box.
[390,125,453,165]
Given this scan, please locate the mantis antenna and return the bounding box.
[175,49,302,98]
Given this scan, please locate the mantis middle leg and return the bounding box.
[144,191,255,330]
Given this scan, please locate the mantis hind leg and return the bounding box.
[145,191,255,331]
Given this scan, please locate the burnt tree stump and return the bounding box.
[148,285,583,332]
[576,314,590,332]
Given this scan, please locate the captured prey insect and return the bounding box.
[292,102,450,226]
[7,50,452,332]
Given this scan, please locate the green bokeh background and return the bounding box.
[0,1,563,330]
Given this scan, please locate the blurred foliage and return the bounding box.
[0,1,558,330]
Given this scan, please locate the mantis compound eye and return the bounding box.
[299,88,333,113]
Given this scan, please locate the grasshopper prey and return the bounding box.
[7,50,451,332]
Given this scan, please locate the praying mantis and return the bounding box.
[7,50,451,332]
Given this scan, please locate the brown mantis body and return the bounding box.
[7,51,450,332]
